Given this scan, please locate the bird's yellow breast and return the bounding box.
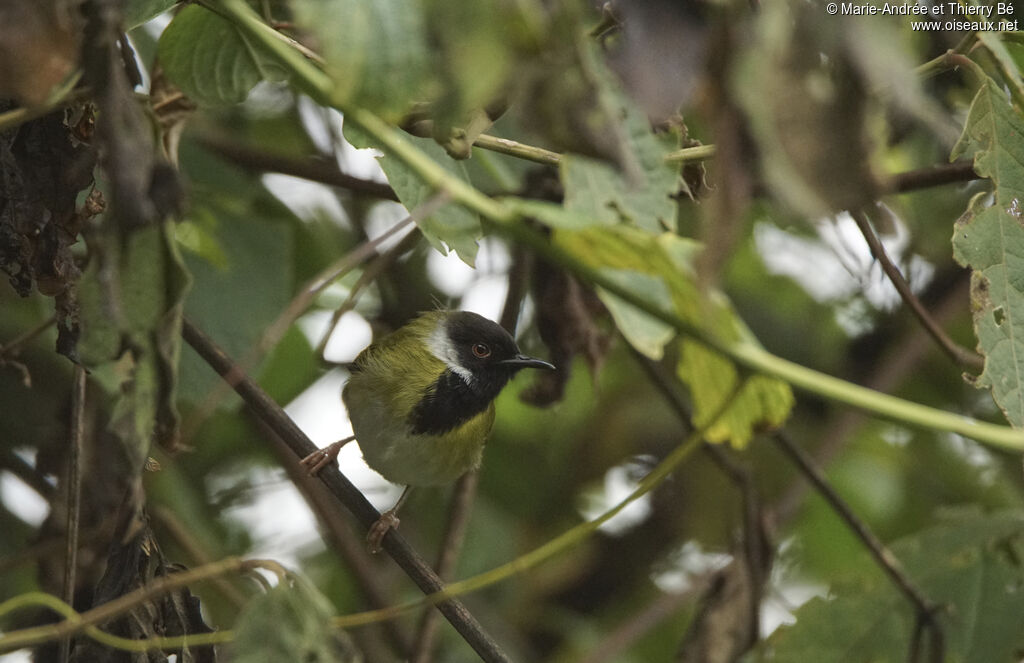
[343,313,496,485]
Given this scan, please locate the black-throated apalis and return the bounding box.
[302,310,555,551]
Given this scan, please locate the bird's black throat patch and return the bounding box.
[408,368,511,436]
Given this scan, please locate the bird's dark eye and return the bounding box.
[472,343,491,358]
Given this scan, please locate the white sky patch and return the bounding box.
[943,432,1001,485]
[365,201,418,253]
[283,369,401,512]
[262,174,349,226]
[0,472,48,527]
[754,211,935,330]
[241,81,296,117]
[300,310,373,364]
[428,249,477,297]
[428,240,510,301]
[459,277,509,323]
[651,541,733,593]
[141,12,172,40]
[295,100,389,183]
[761,580,828,635]
[0,652,31,663]
[214,465,321,568]
[880,425,912,448]
[577,457,654,536]
[297,97,341,158]
[760,538,829,635]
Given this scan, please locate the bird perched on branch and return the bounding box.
[302,310,554,552]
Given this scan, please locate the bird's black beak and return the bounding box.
[500,354,556,371]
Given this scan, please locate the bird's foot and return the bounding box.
[367,510,400,554]
[299,437,353,476]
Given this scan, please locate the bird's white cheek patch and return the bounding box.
[426,325,475,386]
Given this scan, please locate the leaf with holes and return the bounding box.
[951,78,1024,427]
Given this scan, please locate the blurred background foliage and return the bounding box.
[3,0,1024,661]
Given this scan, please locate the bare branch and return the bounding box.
[850,208,982,371]
[197,133,399,201]
[881,162,979,194]
[769,430,944,663]
[411,471,479,663]
[59,366,86,663]
[180,318,513,663]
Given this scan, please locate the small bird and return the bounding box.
[302,310,555,551]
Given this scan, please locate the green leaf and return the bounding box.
[597,270,676,360]
[345,124,481,265]
[759,510,1024,663]
[293,0,432,121]
[77,223,191,461]
[560,45,680,233]
[951,78,1024,427]
[178,203,296,405]
[231,574,360,662]
[503,198,614,229]
[157,4,288,107]
[124,0,177,29]
[978,33,1024,105]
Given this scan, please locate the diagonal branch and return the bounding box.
[769,430,944,663]
[634,352,942,662]
[179,317,513,663]
[880,161,979,194]
[850,208,983,371]
[411,471,479,663]
[196,133,399,201]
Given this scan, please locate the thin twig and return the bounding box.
[181,197,439,446]
[579,585,708,663]
[260,194,444,356]
[498,245,531,334]
[633,350,940,659]
[263,420,414,658]
[149,506,249,610]
[471,134,561,166]
[850,209,982,371]
[770,430,944,663]
[663,144,717,164]
[0,528,104,576]
[411,471,479,663]
[774,274,973,523]
[196,133,398,200]
[59,367,86,663]
[0,315,57,357]
[881,162,979,194]
[315,226,424,360]
[0,557,270,653]
[631,349,751,484]
[179,318,513,663]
